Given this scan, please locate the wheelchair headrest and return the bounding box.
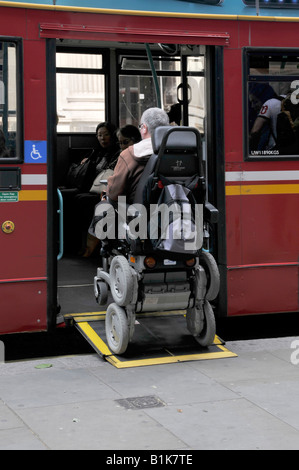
[152,126,200,154]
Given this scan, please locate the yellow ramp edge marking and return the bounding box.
[66,311,237,368]
[106,347,237,369]
[77,321,112,357]
[64,312,106,323]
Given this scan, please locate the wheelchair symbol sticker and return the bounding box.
[25,141,47,163]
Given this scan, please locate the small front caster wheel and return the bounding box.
[195,299,216,347]
[105,303,129,354]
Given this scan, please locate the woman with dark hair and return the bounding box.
[94,121,119,165]
[82,124,141,257]
[63,122,120,253]
[117,125,141,150]
[79,121,120,170]
[72,122,120,252]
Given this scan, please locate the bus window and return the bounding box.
[245,49,299,159]
[119,74,182,127]
[118,51,206,133]
[118,53,181,127]
[0,40,21,161]
[56,50,106,132]
[187,56,205,133]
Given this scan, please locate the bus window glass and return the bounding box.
[119,52,205,132]
[187,56,204,73]
[187,56,205,133]
[119,75,181,127]
[249,53,299,76]
[56,52,102,69]
[0,41,19,160]
[120,56,180,72]
[246,50,299,159]
[56,52,105,132]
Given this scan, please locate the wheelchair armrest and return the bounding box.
[204,202,218,223]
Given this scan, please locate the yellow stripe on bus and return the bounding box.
[226,184,299,196]
[15,185,299,200]
[18,190,47,201]
[14,185,299,200]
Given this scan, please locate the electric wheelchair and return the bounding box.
[93,126,220,355]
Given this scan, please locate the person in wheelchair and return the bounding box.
[87,108,169,255]
[106,107,170,204]
[88,107,169,249]
[91,115,220,355]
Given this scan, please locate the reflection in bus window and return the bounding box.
[0,41,18,160]
[246,50,299,159]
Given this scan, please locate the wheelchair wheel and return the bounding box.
[198,252,220,301]
[105,303,129,354]
[109,255,134,306]
[195,300,216,347]
[96,281,108,306]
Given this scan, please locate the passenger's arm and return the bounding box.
[106,154,129,202]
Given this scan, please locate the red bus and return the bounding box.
[0,0,298,339]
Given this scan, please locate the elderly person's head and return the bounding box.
[139,108,169,139]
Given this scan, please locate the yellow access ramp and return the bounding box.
[64,311,237,369]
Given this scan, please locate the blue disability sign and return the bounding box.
[25,141,47,164]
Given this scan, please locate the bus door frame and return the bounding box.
[45,36,227,327]
[46,38,59,330]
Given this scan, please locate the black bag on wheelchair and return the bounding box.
[148,175,202,255]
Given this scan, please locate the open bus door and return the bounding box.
[50,41,223,343]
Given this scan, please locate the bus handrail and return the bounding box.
[57,188,64,260]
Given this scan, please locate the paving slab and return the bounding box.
[15,399,186,450]
[144,398,299,450]
[0,367,120,409]
[0,427,48,450]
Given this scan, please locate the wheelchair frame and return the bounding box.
[93,126,220,354]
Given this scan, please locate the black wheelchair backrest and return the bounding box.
[134,126,204,205]
[152,126,200,155]
[152,126,203,179]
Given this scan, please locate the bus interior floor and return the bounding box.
[58,254,103,315]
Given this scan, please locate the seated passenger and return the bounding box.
[117,124,141,152]
[64,122,120,253]
[82,124,141,257]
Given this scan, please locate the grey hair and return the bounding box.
[141,107,169,135]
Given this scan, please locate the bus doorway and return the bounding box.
[51,41,217,324]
